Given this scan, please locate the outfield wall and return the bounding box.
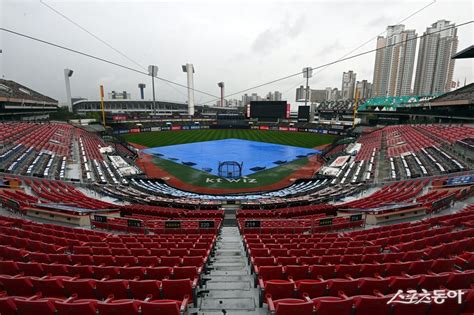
[112,124,348,136]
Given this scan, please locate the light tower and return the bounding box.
[148,65,158,116]
[63,69,74,111]
[138,83,146,100]
[182,63,195,116]
[302,67,312,107]
[217,82,225,107]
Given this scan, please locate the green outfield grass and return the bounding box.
[123,129,336,148]
[125,129,336,189]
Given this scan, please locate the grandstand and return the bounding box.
[0,117,472,315]
[0,80,58,120]
[357,84,474,124]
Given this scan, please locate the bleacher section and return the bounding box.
[0,121,473,314]
[244,203,474,314]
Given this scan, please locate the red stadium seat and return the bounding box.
[16,262,45,277]
[357,277,390,295]
[54,299,98,315]
[63,278,97,299]
[261,280,295,307]
[391,300,429,315]
[312,296,354,315]
[68,265,94,279]
[119,266,146,280]
[92,266,120,279]
[146,267,173,280]
[267,297,314,315]
[0,294,18,315]
[129,279,161,300]
[31,276,71,298]
[173,266,199,281]
[309,265,335,279]
[353,295,391,315]
[0,275,34,296]
[388,275,421,293]
[14,297,60,315]
[285,265,309,281]
[115,256,138,267]
[96,299,140,315]
[141,298,188,315]
[137,256,159,267]
[295,280,327,298]
[95,279,129,300]
[0,261,19,276]
[162,279,195,306]
[327,278,358,296]
[160,257,182,267]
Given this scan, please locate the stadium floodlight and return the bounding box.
[302,67,312,107]
[138,83,146,100]
[64,69,74,112]
[217,82,225,107]
[182,64,195,116]
[148,65,158,116]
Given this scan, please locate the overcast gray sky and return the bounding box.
[1,0,473,105]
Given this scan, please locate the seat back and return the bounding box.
[162,279,193,302]
[96,300,140,315]
[354,295,390,315]
[274,299,313,315]
[129,280,161,300]
[265,280,295,300]
[14,298,57,315]
[312,297,353,315]
[296,280,327,298]
[258,266,284,282]
[96,279,129,300]
[54,300,98,315]
[141,300,180,315]
[63,279,97,299]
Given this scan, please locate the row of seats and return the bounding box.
[0,287,190,315]
[265,289,474,315]
[252,258,458,279]
[258,271,474,304]
[0,274,197,302]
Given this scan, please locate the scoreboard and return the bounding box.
[298,106,310,122]
[248,101,290,121]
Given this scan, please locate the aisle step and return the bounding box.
[197,226,267,315]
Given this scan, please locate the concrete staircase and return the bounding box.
[196,226,266,315]
[222,205,239,227]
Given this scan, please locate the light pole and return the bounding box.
[182,64,195,116]
[303,67,312,107]
[138,83,146,100]
[148,65,158,116]
[217,82,225,107]
[64,69,74,112]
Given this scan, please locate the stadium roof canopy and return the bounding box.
[452,45,474,59]
[0,79,57,104]
[429,83,474,107]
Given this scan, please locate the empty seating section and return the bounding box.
[354,129,382,162]
[0,123,73,179]
[339,179,425,209]
[1,121,474,314]
[244,203,474,314]
[0,122,138,183]
[131,178,329,200]
[0,214,218,312]
[417,125,474,144]
[17,177,115,210]
[383,125,471,179]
